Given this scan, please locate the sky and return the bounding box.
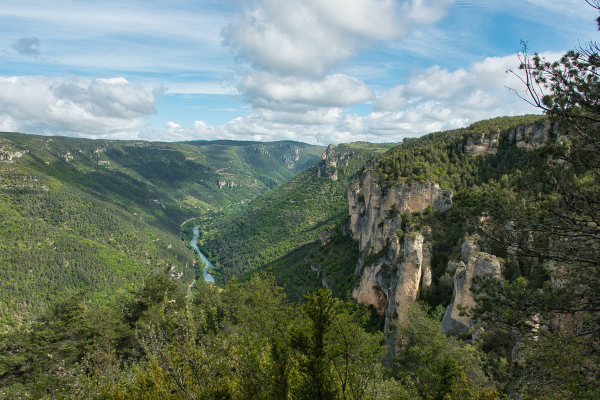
[0,0,597,145]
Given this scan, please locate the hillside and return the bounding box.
[0,132,323,328]
[197,115,548,302]
[196,142,397,295]
[3,114,597,399]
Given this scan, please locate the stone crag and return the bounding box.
[348,123,560,351]
[348,171,451,353]
[348,171,503,352]
[316,144,355,181]
[509,120,560,150]
[458,129,500,156]
[441,236,502,335]
[457,121,561,156]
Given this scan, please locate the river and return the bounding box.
[190,226,215,283]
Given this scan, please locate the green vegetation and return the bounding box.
[459,39,600,397]
[0,272,498,399]
[198,143,392,287]
[0,133,322,328]
[372,114,546,191]
[265,227,360,302]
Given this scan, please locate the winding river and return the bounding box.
[190,226,215,283]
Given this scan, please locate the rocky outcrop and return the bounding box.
[217,181,236,189]
[0,147,27,161]
[281,146,300,169]
[316,144,357,181]
[457,121,561,156]
[387,233,424,326]
[508,121,559,150]
[348,171,451,261]
[349,170,452,353]
[441,236,502,335]
[421,241,432,290]
[318,228,336,245]
[458,129,500,155]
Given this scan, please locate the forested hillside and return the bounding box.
[2,113,577,399]
[196,116,546,301]
[0,133,322,328]
[2,105,597,398]
[195,143,396,293]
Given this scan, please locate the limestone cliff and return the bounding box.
[441,236,502,335]
[457,121,561,155]
[316,144,356,180]
[458,129,500,156]
[508,120,559,150]
[348,171,452,350]
[348,171,451,264]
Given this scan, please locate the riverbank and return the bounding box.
[190,226,215,284]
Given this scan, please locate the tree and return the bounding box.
[461,2,600,397]
[291,289,341,400]
[391,303,497,400]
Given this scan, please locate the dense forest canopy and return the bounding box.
[0,134,322,327]
[2,4,600,397]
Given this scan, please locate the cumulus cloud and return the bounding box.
[220,0,456,138]
[142,53,555,145]
[240,72,373,111]
[0,76,158,136]
[223,0,454,77]
[373,53,562,113]
[12,37,41,58]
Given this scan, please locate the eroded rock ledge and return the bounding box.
[348,171,452,352]
[348,170,505,353]
[441,236,502,335]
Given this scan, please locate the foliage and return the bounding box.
[0,132,322,327]
[373,115,546,191]
[391,303,500,400]
[4,272,510,399]
[459,5,600,397]
[198,143,390,285]
[261,229,360,302]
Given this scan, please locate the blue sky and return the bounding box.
[0,0,597,144]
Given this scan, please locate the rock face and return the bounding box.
[441,236,502,335]
[457,121,561,156]
[348,171,451,260]
[508,121,559,150]
[459,129,500,156]
[318,228,336,245]
[316,144,357,181]
[348,171,452,352]
[217,181,236,189]
[0,146,26,161]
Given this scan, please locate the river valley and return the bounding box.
[190,226,215,284]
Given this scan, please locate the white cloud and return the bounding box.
[402,0,455,25]
[219,0,457,141]
[143,53,555,145]
[222,0,455,77]
[373,53,562,112]
[0,53,559,145]
[240,72,373,111]
[0,75,158,135]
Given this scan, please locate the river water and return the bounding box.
[190,226,215,283]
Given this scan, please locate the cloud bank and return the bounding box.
[149,52,552,144]
[0,76,158,136]
[0,0,571,144]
